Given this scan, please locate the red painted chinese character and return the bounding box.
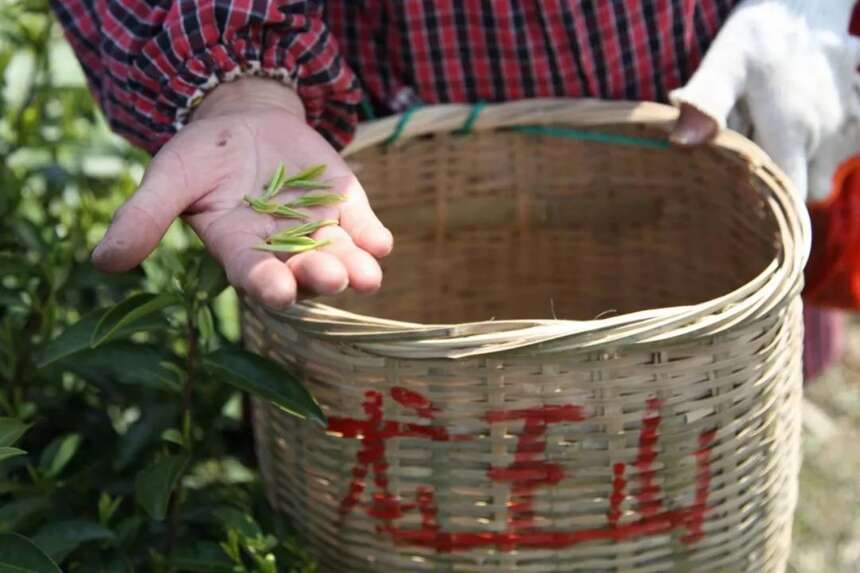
[485,405,586,539]
[327,390,718,552]
[326,388,466,527]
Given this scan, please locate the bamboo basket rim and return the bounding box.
[251,99,811,359]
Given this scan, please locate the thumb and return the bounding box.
[669,103,720,146]
[668,7,754,143]
[92,143,206,272]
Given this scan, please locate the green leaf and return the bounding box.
[284,163,326,185]
[135,454,189,521]
[243,195,277,214]
[212,507,263,540]
[76,551,128,573]
[36,308,165,368]
[91,293,180,348]
[34,309,106,368]
[116,405,178,471]
[0,418,30,447]
[254,239,332,254]
[268,220,336,241]
[168,542,234,573]
[0,288,23,310]
[63,342,181,393]
[0,254,31,278]
[261,163,286,200]
[289,192,344,208]
[38,433,81,479]
[113,516,143,548]
[197,306,215,345]
[98,493,122,525]
[32,520,114,562]
[0,480,23,496]
[202,347,324,425]
[268,236,316,247]
[270,204,310,219]
[219,530,241,562]
[160,429,184,447]
[251,553,278,573]
[12,220,44,254]
[0,533,61,573]
[280,179,331,190]
[0,498,51,533]
[0,448,25,463]
[197,254,228,299]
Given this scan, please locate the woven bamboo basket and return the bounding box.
[245,100,810,573]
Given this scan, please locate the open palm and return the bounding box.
[91,79,393,308]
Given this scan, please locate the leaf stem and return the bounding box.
[166,296,199,553]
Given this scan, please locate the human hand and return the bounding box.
[91,77,393,308]
[669,0,860,201]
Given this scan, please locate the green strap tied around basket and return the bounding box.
[384,104,423,148]
[360,96,377,121]
[508,125,670,150]
[455,100,487,135]
[384,102,671,150]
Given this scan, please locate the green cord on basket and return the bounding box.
[455,101,487,135]
[360,96,377,121]
[508,125,670,150]
[383,102,670,150]
[385,104,423,148]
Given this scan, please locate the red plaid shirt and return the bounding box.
[52,0,737,153]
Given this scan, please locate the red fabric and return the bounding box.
[51,0,362,152]
[51,1,738,153]
[851,1,860,37]
[804,157,860,310]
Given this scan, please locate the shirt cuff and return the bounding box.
[125,6,361,152]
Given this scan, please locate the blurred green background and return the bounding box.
[1,2,859,572]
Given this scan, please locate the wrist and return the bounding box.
[192,77,306,122]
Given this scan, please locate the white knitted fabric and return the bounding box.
[670,0,860,202]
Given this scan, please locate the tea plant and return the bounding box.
[0,2,319,570]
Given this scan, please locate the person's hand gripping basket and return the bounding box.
[245,100,809,572]
[671,0,860,313]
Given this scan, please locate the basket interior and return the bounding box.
[321,124,781,323]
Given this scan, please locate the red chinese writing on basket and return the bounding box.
[326,389,717,552]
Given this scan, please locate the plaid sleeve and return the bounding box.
[50,0,362,152]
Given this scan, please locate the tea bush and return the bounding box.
[0,3,319,570]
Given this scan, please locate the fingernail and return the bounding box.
[91,240,107,264]
[670,130,694,146]
[372,228,394,258]
[91,234,124,269]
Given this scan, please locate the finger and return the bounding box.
[669,103,720,146]
[314,225,384,293]
[222,233,299,309]
[331,174,394,259]
[285,250,349,296]
[92,124,235,272]
[668,7,753,134]
[193,211,298,308]
[91,148,191,272]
